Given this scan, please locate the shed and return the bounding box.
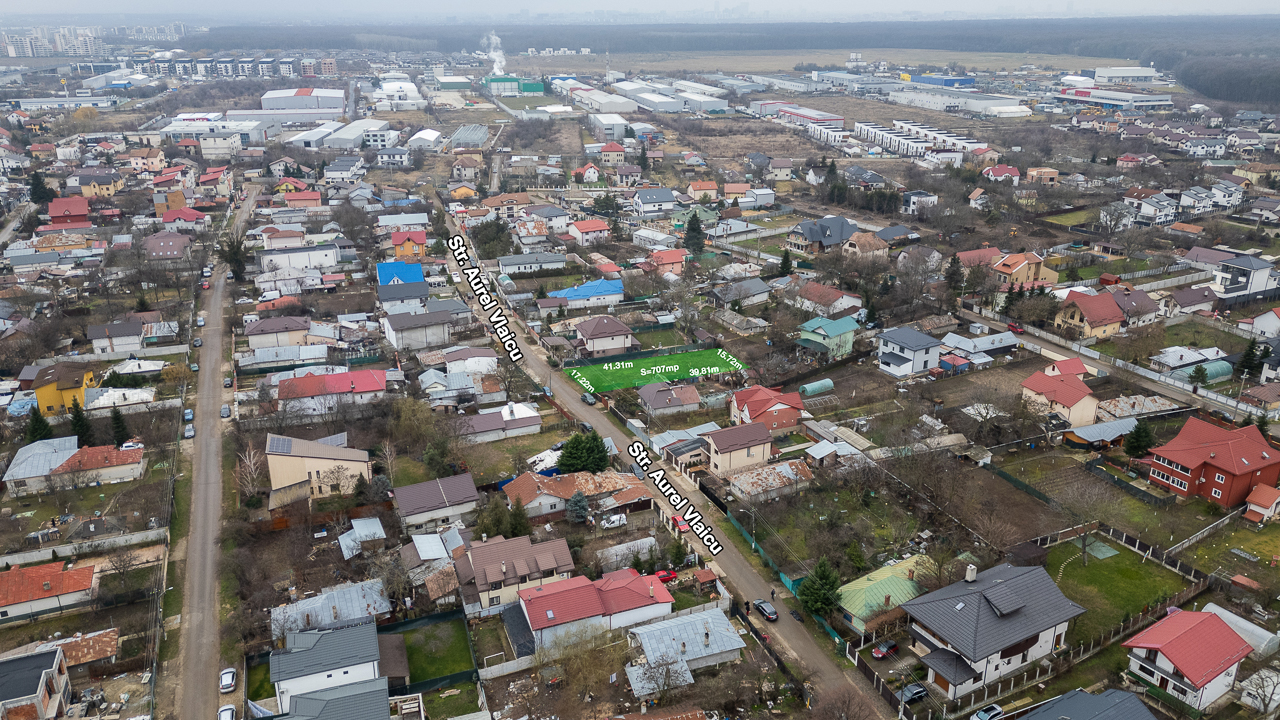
[939,354,970,372]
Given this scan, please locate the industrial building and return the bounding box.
[324,119,393,149]
[635,93,684,113]
[160,119,281,146]
[777,106,844,130]
[701,74,766,93]
[747,74,825,93]
[672,80,727,97]
[482,76,544,96]
[589,114,629,141]
[448,124,489,149]
[575,89,638,114]
[852,122,930,156]
[1054,87,1173,110]
[612,80,655,99]
[678,92,728,114]
[748,100,798,116]
[406,128,444,151]
[262,87,345,110]
[226,108,344,124]
[288,122,343,148]
[435,76,474,90]
[888,86,1022,114]
[15,96,125,110]
[892,120,988,153]
[905,74,975,87]
[812,71,906,94]
[551,78,594,96]
[1093,67,1159,84]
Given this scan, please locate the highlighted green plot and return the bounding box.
[564,348,748,393]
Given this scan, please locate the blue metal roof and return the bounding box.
[376,262,425,286]
[548,278,623,300]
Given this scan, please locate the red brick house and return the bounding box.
[48,197,90,227]
[730,386,806,434]
[1146,418,1280,507]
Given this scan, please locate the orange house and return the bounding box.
[392,231,429,258]
[647,248,689,275]
[283,191,322,208]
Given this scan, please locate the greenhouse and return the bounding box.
[1168,360,1233,383]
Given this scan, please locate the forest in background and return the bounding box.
[193,16,1280,104]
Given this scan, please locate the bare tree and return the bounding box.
[1240,659,1280,717]
[319,465,351,498]
[1054,480,1117,566]
[377,441,397,485]
[811,687,880,720]
[236,445,265,499]
[367,550,414,614]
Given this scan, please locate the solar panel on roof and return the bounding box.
[267,436,293,454]
[983,585,1025,616]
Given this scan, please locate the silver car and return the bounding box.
[218,705,236,720]
[219,667,237,693]
[183,424,195,439]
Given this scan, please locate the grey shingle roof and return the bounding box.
[269,619,380,682]
[1022,689,1157,720]
[880,326,942,352]
[285,677,391,720]
[901,564,1084,661]
[791,216,856,247]
[1222,255,1274,271]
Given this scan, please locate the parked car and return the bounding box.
[578,421,593,434]
[184,424,196,439]
[226,272,234,280]
[202,268,212,278]
[183,409,194,422]
[235,298,254,305]
[190,363,199,372]
[580,393,596,405]
[655,570,678,584]
[193,338,203,348]
[970,704,1004,720]
[896,684,928,705]
[600,514,627,529]
[196,317,206,327]
[218,706,236,720]
[871,640,898,659]
[219,668,236,693]
[450,271,462,283]
[1007,322,1025,334]
[672,515,690,533]
[551,440,566,451]
[542,386,553,398]
[220,404,231,419]
[121,440,145,450]
[202,281,210,290]
[752,599,779,621]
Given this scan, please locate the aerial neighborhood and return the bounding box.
[3,15,1280,720]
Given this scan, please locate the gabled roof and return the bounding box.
[465,535,574,588]
[571,219,609,233]
[1246,483,1280,509]
[519,570,672,631]
[901,564,1085,661]
[1021,371,1093,408]
[575,315,632,340]
[286,677,390,720]
[791,216,857,247]
[395,473,478,516]
[1123,611,1250,688]
[162,207,206,222]
[733,386,804,420]
[1151,417,1280,477]
[880,326,942,351]
[277,370,387,399]
[639,382,701,409]
[1063,291,1125,327]
[376,261,426,286]
[270,619,381,682]
[48,197,89,217]
[0,562,96,607]
[391,231,428,246]
[955,246,1002,268]
[1020,689,1157,720]
[52,446,144,474]
[35,628,120,666]
[245,315,310,335]
[1103,286,1159,318]
[701,422,772,453]
[797,281,857,308]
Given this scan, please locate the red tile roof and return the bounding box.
[955,247,1002,268]
[278,369,386,399]
[162,207,206,222]
[391,230,428,246]
[1152,417,1280,477]
[1247,483,1280,509]
[49,197,89,218]
[1020,371,1093,408]
[1063,291,1125,327]
[53,446,144,474]
[518,569,672,630]
[572,219,609,233]
[1046,358,1088,377]
[0,563,95,607]
[983,164,1021,178]
[601,142,625,152]
[733,386,804,421]
[1123,611,1250,688]
[649,248,689,265]
[798,282,857,308]
[283,191,321,202]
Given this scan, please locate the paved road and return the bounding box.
[438,210,886,715]
[176,270,228,717]
[0,203,31,246]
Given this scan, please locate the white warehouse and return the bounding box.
[778,106,845,130]
[672,80,727,97]
[261,87,346,110]
[678,92,728,113]
[325,119,394,149]
[635,93,684,112]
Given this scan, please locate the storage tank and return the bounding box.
[800,379,834,396]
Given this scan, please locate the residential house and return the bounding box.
[268,580,392,637]
[48,446,146,490]
[1245,309,1280,340]
[375,147,410,167]
[0,649,71,720]
[88,321,144,354]
[982,165,1021,184]
[840,232,890,261]
[67,170,124,198]
[1100,202,1137,232]
[730,386,805,435]
[709,278,770,308]
[161,207,210,233]
[701,423,773,478]
[727,459,814,503]
[600,142,626,165]
[452,156,481,181]
[900,190,938,215]
[1,437,79,498]
[574,163,601,183]
[633,188,678,216]
[379,311,452,351]
[456,534,575,616]
[270,620,383,713]
[875,225,921,246]
[955,246,1002,271]
[1020,369,1098,427]
[1019,690,1158,720]
[569,219,611,246]
[498,253,566,275]
[0,563,97,622]
[276,369,388,416]
[615,164,642,185]
[48,197,90,228]
[723,183,751,199]
[1026,167,1058,187]
[1148,346,1228,373]
[992,253,1058,285]
[765,157,793,181]
[511,219,552,253]
[278,677,391,720]
[687,181,718,200]
[481,192,533,220]
[1215,255,1279,302]
[140,231,191,261]
[265,433,372,510]
[1122,188,1179,226]
[502,469,646,521]
[1055,291,1125,339]
[877,326,942,378]
[1179,186,1215,216]
[637,382,702,416]
[968,188,988,209]
[246,316,311,349]
[648,248,690,275]
[624,610,745,699]
[394,473,480,531]
[902,564,1084,699]
[1168,286,1218,316]
[26,364,96,415]
[31,628,120,684]
[1102,285,1158,327]
[457,402,543,443]
[390,231,429,259]
[1243,484,1280,524]
[797,316,861,359]
[1147,417,1280,507]
[573,316,638,358]
[520,570,673,651]
[897,245,943,272]
[1123,611,1250,712]
[787,216,857,254]
[836,555,930,635]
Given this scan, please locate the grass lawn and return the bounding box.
[472,619,512,667]
[417,683,480,719]
[246,662,273,702]
[401,619,474,682]
[391,458,431,488]
[635,329,686,349]
[1031,641,1129,699]
[1164,321,1250,355]
[1043,208,1100,226]
[565,347,747,393]
[1077,259,1148,280]
[1048,540,1187,645]
[1184,521,1280,584]
[162,560,184,617]
[670,585,706,611]
[159,629,181,663]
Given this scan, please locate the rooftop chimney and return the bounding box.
[650,583,654,598]
[885,594,892,606]
[681,642,687,655]
[501,560,506,574]
[908,569,915,581]
[964,564,978,583]
[704,631,710,646]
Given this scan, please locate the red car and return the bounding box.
[1007,322,1024,334]
[655,570,678,584]
[202,281,210,290]
[673,516,690,533]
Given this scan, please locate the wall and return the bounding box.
[37,345,190,364]
[0,528,168,566]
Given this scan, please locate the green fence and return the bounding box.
[813,615,846,654]
[727,510,782,575]
[1127,673,1202,719]
[399,669,480,695]
[984,465,1054,505]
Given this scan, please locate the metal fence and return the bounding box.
[1167,506,1245,555]
[983,464,1054,505]
[1083,457,1176,507]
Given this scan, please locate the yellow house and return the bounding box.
[702,423,774,479]
[449,184,478,201]
[73,172,125,198]
[1020,370,1099,427]
[265,433,372,509]
[1054,290,1125,339]
[29,364,96,416]
[991,252,1059,285]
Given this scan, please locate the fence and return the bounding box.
[1135,270,1213,292]
[843,618,907,656]
[983,464,1054,505]
[478,655,536,680]
[1083,457,1176,507]
[1026,522,1099,549]
[852,650,933,720]
[729,602,809,707]
[1,528,169,566]
[38,344,190,364]
[1167,506,1245,555]
[1097,524,1211,583]
[726,509,784,577]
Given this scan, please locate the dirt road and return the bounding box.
[176,272,228,718]
[438,210,887,715]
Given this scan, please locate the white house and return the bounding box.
[632,188,677,216]
[519,571,672,652]
[394,473,479,532]
[877,326,942,378]
[258,244,340,271]
[270,620,381,713]
[376,147,411,167]
[1123,610,1251,712]
[380,311,452,350]
[88,321,144,354]
[0,562,97,621]
[1211,181,1245,208]
[1215,255,1279,301]
[1241,308,1280,338]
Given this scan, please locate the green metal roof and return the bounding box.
[836,555,928,634]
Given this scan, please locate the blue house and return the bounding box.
[548,278,624,310]
[376,262,425,286]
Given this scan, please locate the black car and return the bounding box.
[752,599,779,621]
[223,377,233,388]
[896,683,928,704]
[580,393,596,406]
[551,441,566,451]
[579,422,594,434]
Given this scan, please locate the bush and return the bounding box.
[244,495,263,509]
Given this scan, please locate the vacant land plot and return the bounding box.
[1048,539,1188,644]
[418,682,481,719]
[653,117,826,162]
[565,348,747,393]
[930,355,1045,408]
[1044,208,1100,227]
[401,619,474,682]
[1184,522,1280,584]
[959,464,1069,541]
[635,328,686,349]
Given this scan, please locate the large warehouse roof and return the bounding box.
[263,88,345,100]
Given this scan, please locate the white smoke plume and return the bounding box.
[482,31,506,76]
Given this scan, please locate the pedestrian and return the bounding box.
[771,589,776,601]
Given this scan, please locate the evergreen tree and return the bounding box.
[566,490,590,523]
[535,284,548,299]
[28,171,56,204]
[25,407,52,443]
[1065,267,1083,282]
[1123,419,1156,458]
[431,208,449,237]
[796,556,840,617]
[1240,339,1262,378]
[683,212,705,255]
[944,256,964,292]
[1189,364,1210,386]
[864,300,877,325]
[558,433,589,473]
[582,431,609,473]
[638,147,649,171]
[1259,413,1271,434]
[779,249,793,276]
[110,407,131,447]
[508,498,532,538]
[69,397,94,447]
[135,296,151,312]
[479,498,511,539]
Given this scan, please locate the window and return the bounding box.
[549,504,557,511]
[490,582,501,591]
[1215,473,1225,483]
[1138,664,1155,678]
[1145,648,1157,661]
[330,484,340,493]
[489,597,501,607]
[1212,489,1222,499]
